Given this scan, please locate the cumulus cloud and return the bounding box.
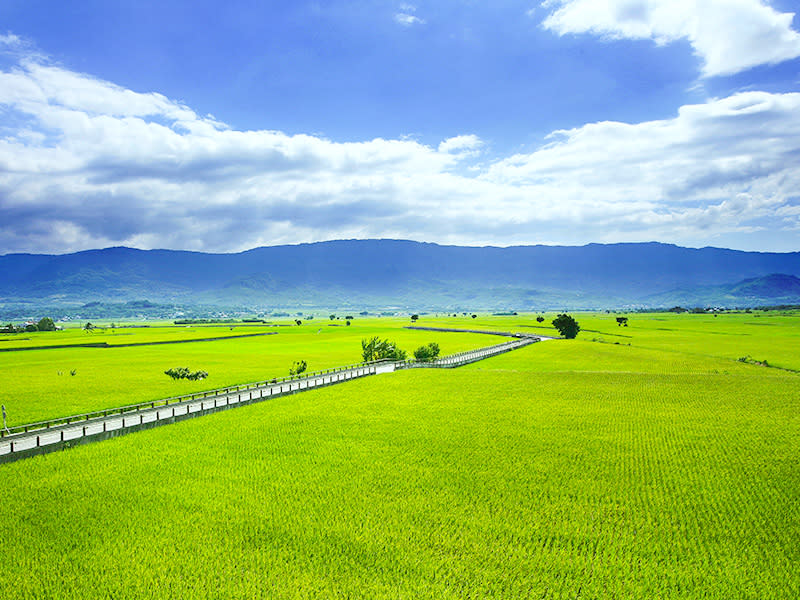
[541,0,800,77]
[485,91,800,239]
[0,51,798,253]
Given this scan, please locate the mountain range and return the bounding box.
[1,240,799,312]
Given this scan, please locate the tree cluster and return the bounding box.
[164,367,209,381]
[1,317,57,334]
[361,337,407,362]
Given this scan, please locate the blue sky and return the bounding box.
[1,0,800,254]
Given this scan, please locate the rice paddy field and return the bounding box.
[0,319,500,424]
[0,312,797,598]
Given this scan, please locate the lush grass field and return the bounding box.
[0,315,797,598]
[0,319,499,424]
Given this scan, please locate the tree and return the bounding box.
[289,360,307,376]
[410,314,419,322]
[413,342,440,362]
[295,319,302,326]
[616,317,628,327]
[536,316,545,324]
[37,317,57,332]
[552,314,580,339]
[329,314,336,320]
[361,337,407,362]
[471,314,477,319]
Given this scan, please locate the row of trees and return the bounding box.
[361,338,442,363]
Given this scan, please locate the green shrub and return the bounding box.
[165,367,209,381]
[289,360,307,376]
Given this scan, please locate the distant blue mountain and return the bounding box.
[1,240,799,309]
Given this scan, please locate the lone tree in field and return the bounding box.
[616,317,629,327]
[552,314,580,339]
[413,342,440,362]
[361,337,407,362]
[536,316,545,323]
[410,314,419,322]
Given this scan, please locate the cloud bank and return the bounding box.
[0,51,799,254]
[541,0,800,76]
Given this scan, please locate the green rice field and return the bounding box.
[0,319,500,424]
[0,312,797,598]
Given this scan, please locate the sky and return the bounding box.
[1,0,800,255]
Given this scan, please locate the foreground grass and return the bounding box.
[1,341,797,598]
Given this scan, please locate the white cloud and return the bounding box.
[394,6,426,27]
[485,91,800,241]
[0,33,23,48]
[0,52,798,253]
[541,0,800,77]
[438,134,484,156]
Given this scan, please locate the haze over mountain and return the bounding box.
[2,241,799,313]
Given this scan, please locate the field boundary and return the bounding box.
[404,325,551,337]
[0,331,278,353]
[0,335,541,464]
